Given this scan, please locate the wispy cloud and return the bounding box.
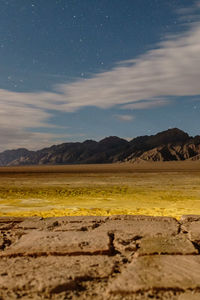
[115,114,134,122]
[0,1,200,150]
[0,127,73,151]
[58,21,200,111]
[2,2,199,114]
[122,99,169,110]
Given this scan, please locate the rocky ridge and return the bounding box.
[0,128,200,166]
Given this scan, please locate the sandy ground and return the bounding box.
[1,214,200,299]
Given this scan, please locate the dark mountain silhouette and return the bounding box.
[0,128,200,166]
[0,148,34,166]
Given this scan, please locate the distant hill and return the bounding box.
[0,128,200,166]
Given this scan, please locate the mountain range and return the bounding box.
[0,128,200,166]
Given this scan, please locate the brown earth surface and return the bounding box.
[1,215,200,299]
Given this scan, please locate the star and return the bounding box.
[32,58,38,65]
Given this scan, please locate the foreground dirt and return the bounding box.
[1,215,200,299]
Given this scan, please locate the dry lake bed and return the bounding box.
[1,214,200,299]
[1,162,200,299]
[0,161,200,218]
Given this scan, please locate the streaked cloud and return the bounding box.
[122,99,169,110]
[115,114,134,122]
[1,3,200,114]
[58,21,200,111]
[0,127,72,151]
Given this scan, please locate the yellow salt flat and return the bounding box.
[0,162,200,220]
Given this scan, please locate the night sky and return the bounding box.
[0,0,200,150]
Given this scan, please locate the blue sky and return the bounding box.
[0,0,200,150]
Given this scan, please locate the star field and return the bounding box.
[0,0,199,150]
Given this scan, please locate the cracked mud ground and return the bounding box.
[1,215,200,299]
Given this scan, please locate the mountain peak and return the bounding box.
[154,128,189,144]
[158,127,188,135]
[99,136,128,145]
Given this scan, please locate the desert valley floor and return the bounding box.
[0,161,200,218]
[1,162,200,299]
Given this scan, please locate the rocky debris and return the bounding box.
[1,215,200,299]
[180,215,200,247]
[0,233,4,250]
[94,215,179,254]
[180,215,200,223]
[107,255,200,295]
[178,293,200,300]
[136,235,198,256]
[0,230,111,257]
[14,216,108,231]
[0,256,116,299]
[184,221,200,244]
[0,217,25,228]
